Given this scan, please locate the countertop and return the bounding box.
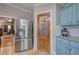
[0,34,14,37]
[0,34,15,40]
[56,36,79,43]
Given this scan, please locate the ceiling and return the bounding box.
[8,3,45,12]
[6,3,68,12]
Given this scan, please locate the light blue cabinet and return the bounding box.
[72,4,77,25]
[77,4,79,19]
[76,4,79,24]
[70,41,79,48]
[70,41,79,55]
[61,5,73,26]
[61,4,79,26]
[69,39,79,55]
[70,47,79,55]
[56,38,63,55]
[61,39,70,55]
[56,38,70,55]
[66,5,73,25]
[61,9,67,25]
[56,37,79,55]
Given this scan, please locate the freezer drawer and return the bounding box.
[28,39,32,49]
[15,39,32,52]
[15,40,24,52]
[23,39,32,50]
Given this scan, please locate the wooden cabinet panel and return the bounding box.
[0,46,15,55]
[1,37,14,47]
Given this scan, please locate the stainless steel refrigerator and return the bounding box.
[15,19,32,52]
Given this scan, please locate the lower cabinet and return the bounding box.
[70,41,79,55]
[70,47,79,55]
[56,38,69,55]
[62,39,70,55]
[56,37,79,55]
[56,38,62,55]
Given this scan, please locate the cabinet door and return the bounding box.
[70,41,79,48]
[70,47,79,55]
[72,4,77,25]
[56,38,62,55]
[61,42,67,55]
[61,5,73,26]
[56,38,70,55]
[62,39,70,55]
[76,4,79,24]
[66,5,73,25]
[61,9,67,25]
[70,40,79,55]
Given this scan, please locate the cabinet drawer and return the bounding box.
[1,37,14,47]
[70,41,79,48]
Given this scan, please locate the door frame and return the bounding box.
[35,10,52,53]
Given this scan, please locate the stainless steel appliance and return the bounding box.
[15,19,32,52]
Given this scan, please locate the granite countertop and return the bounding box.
[56,36,79,43]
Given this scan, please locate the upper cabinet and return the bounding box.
[60,4,79,26]
[76,4,79,24]
[61,4,73,26]
[72,4,77,25]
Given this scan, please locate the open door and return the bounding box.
[37,12,50,53]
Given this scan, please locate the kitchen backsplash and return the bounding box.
[56,26,61,36]
[56,26,79,37]
[69,28,79,37]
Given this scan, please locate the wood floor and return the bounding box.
[15,49,49,55]
[0,46,49,55]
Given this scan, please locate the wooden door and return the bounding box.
[37,12,50,53]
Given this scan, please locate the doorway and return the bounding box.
[37,12,50,53]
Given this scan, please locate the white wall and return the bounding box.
[56,4,62,36]
[0,3,32,20]
[33,3,57,54]
[0,3,33,36]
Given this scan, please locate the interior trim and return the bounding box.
[5,3,32,13]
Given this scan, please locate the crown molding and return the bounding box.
[5,3,32,13]
[33,3,48,7]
